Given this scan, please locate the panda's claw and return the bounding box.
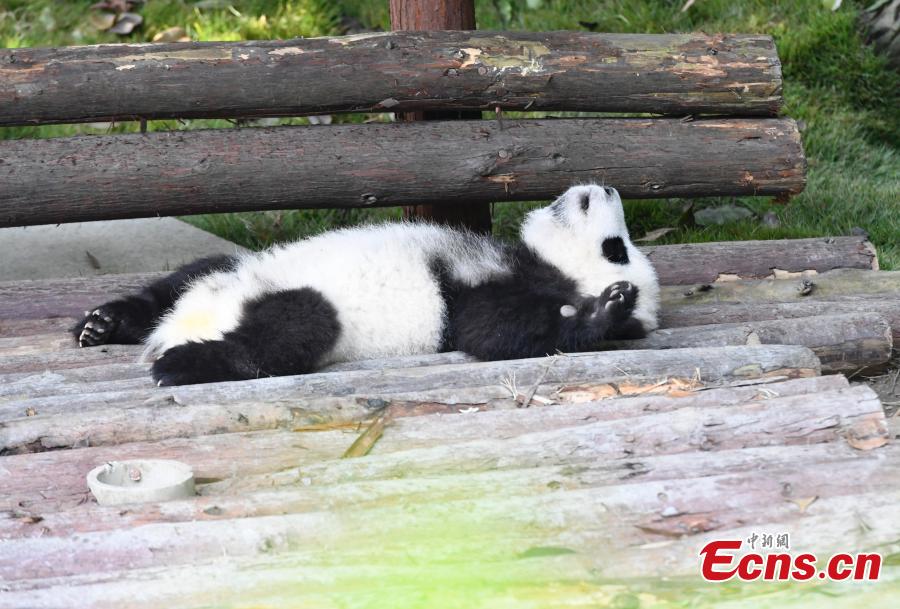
[600,281,638,321]
[74,304,121,347]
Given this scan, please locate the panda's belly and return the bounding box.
[145,229,448,363]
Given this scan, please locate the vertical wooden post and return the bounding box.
[390,0,493,233]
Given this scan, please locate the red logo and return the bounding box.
[700,539,881,581]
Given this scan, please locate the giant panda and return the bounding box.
[73,184,659,386]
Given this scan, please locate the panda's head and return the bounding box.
[520,183,659,330]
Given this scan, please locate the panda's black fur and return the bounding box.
[73,184,659,386]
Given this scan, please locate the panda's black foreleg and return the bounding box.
[560,281,646,347]
[151,288,341,386]
[72,255,237,347]
[451,280,643,361]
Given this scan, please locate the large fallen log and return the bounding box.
[0,118,806,227]
[0,32,783,127]
[0,346,821,453]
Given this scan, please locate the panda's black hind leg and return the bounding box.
[73,255,237,347]
[152,288,341,386]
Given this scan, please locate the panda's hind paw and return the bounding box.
[600,281,638,321]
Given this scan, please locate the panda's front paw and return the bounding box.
[73,304,122,347]
[599,281,638,321]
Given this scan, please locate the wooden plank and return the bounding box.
[0,118,806,227]
[0,32,783,127]
[0,376,849,516]
[0,346,821,453]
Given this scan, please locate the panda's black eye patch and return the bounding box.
[601,237,629,264]
[579,193,590,212]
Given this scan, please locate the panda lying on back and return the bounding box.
[74,184,659,386]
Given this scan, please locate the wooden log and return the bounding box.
[0,409,888,580]
[610,312,893,374]
[1,438,875,540]
[0,346,821,453]
[0,32,784,127]
[6,495,898,607]
[0,376,850,515]
[1,310,879,400]
[0,118,806,227]
[210,384,885,493]
[390,0,490,231]
[661,269,900,306]
[0,344,142,375]
[662,298,900,342]
[643,236,878,285]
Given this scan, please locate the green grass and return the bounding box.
[1,0,897,267]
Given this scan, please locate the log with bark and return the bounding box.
[662,298,900,342]
[660,269,900,306]
[608,312,893,374]
[0,118,806,227]
[643,236,878,284]
[0,32,783,127]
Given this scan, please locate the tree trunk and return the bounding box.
[389,0,490,231]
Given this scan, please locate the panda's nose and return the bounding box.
[603,186,616,197]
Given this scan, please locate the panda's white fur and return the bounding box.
[141,184,659,368]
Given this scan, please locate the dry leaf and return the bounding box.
[636,227,675,242]
[557,384,618,403]
[847,419,889,451]
[109,12,142,35]
[152,27,191,43]
[89,12,117,31]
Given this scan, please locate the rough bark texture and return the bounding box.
[389,1,490,232]
[0,118,806,227]
[0,32,783,127]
